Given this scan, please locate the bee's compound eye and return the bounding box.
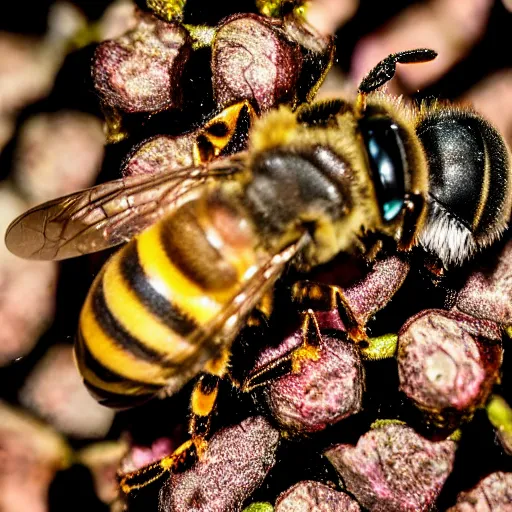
[360,116,407,222]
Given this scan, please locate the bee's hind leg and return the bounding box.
[118,348,230,495]
[188,347,231,446]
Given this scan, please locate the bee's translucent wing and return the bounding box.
[5,155,246,260]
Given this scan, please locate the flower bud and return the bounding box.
[19,345,115,438]
[93,12,191,113]
[275,480,361,511]
[447,472,512,511]
[397,310,503,426]
[0,402,71,512]
[212,13,302,112]
[342,255,410,329]
[122,133,195,177]
[260,331,364,434]
[325,422,456,512]
[0,184,58,366]
[159,416,279,512]
[77,441,128,506]
[13,111,104,203]
[455,239,512,327]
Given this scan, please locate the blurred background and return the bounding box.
[0,1,510,511]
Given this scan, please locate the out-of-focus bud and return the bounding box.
[275,480,361,512]
[397,310,503,427]
[19,345,115,438]
[0,33,58,114]
[98,0,139,41]
[0,115,14,152]
[119,437,175,475]
[93,12,191,113]
[325,421,456,512]
[259,331,364,434]
[0,183,58,366]
[13,111,105,203]
[447,472,512,511]
[158,416,279,512]
[0,401,71,512]
[0,1,85,116]
[455,239,512,328]
[212,13,303,112]
[77,440,128,506]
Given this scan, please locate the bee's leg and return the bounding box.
[188,346,230,444]
[242,309,322,392]
[356,48,437,111]
[291,280,367,342]
[118,348,230,495]
[290,308,323,371]
[119,438,198,494]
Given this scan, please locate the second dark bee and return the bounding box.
[5,48,511,490]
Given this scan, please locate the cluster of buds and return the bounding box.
[92,0,333,152]
[1,1,512,512]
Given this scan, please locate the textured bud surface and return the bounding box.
[325,422,456,512]
[159,416,279,512]
[263,332,364,433]
[275,480,361,512]
[93,13,190,113]
[212,14,302,112]
[447,472,512,511]
[398,310,502,418]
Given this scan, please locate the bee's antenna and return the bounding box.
[355,48,438,114]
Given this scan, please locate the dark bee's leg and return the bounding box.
[355,49,437,112]
[291,280,367,342]
[358,48,437,94]
[242,309,323,392]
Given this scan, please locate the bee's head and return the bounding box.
[358,95,429,252]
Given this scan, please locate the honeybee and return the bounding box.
[5,49,511,490]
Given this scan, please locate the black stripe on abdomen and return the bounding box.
[75,330,162,407]
[120,243,197,336]
[91,277,177,367]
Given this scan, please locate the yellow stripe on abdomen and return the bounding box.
[102,248,198,364]
[79,278,171,386]
[136,222,225,324]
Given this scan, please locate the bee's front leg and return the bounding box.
[291,280,368,342]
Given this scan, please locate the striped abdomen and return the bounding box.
[76,191,260,408]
